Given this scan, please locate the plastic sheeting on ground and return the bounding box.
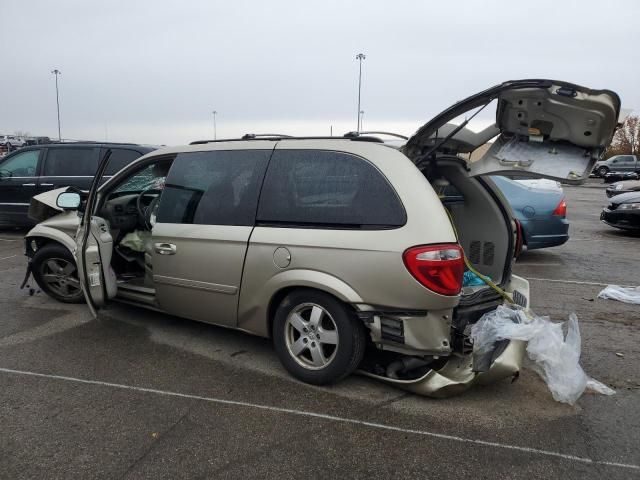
[470,305,615,405]
[597,285,640,305]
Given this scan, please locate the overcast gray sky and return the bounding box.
[1,0,638,145]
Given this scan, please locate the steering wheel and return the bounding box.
[136,187,162,230]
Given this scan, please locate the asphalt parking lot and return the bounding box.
[1,181,639,479]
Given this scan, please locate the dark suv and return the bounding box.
[0,143,156,226]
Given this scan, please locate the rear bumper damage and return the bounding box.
[358,275,529,397]
[360,339,526,398]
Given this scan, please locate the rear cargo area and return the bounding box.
[424,157,512,288]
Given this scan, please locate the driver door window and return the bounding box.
[0,149,42,221]
[0,150,40,177]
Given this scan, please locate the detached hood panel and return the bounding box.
[404,79,621,184]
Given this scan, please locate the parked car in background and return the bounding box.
[512,178,562,192]
[593,154,639,177]
[603,171,640,183]
[23,79,620,396]
[601,190,640,232]
[0,142,156,227]
[491,176,569,250]
[24,136,52,146]
[0,135,26,150]
[606,179,640,198]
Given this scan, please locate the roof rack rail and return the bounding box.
[190,135,385,145]
[344,131,409,140]
[241,133,294,139]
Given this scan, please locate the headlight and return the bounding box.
[614,183,623,190]
[619,203,640,210]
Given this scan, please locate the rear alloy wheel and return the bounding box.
[597,166,609,177]
[31,243,84,303]
[273,290,366,385]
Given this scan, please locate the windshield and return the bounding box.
[113,162,171,194]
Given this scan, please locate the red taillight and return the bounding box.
[514,219,524,258]
[403,244,464,296]
[553,198,567,217]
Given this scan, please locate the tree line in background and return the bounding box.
[604,115,639,159]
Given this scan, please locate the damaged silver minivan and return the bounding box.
[23,79,620,396]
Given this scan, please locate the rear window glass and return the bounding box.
[257,150,406,228]
[43,148,98,176]
[156,150,270,226]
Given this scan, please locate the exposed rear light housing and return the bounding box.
[553,198,567,217]
[514,219,524,258]
[403,244,464,296]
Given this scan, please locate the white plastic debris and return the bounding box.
[470,305,615,405]
[597,285,640,305]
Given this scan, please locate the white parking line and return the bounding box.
[0,367,638,472]
[527,277,634,288]
[0,255,17,261]
[0,238,18,242]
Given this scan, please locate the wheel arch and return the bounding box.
[25,225,76,258]
[238,269,365,338]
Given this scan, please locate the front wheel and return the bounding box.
[272,290,366,385]
[31,243,85,303]
[597,166,609,177]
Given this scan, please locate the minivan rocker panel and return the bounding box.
[26,79,620,397]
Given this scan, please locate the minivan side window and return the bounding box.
[105,149,144,175]
[0,150,39,177]
[257,150,406,228]
[43,147,99,176]
[156,150,270,226]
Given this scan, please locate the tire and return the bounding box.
[31,243,85,303]
[597,166,609,177]
[272,289,366,385]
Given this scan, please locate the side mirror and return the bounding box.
[57,192,81,210]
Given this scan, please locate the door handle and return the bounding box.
[154,243,177,255]
[22,183,36,186]
[40,183,55,187]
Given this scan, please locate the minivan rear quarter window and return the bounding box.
[257,150,406,228]
[156,150,270,226]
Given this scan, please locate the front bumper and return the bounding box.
[601,208,640,231]
[360,339,526,398]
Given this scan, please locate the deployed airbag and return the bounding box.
[119,230,151,253]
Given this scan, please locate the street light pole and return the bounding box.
[355,53,366,133]
[212,110,217,140]
[51,69,62,141]
[359,110,365,131]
